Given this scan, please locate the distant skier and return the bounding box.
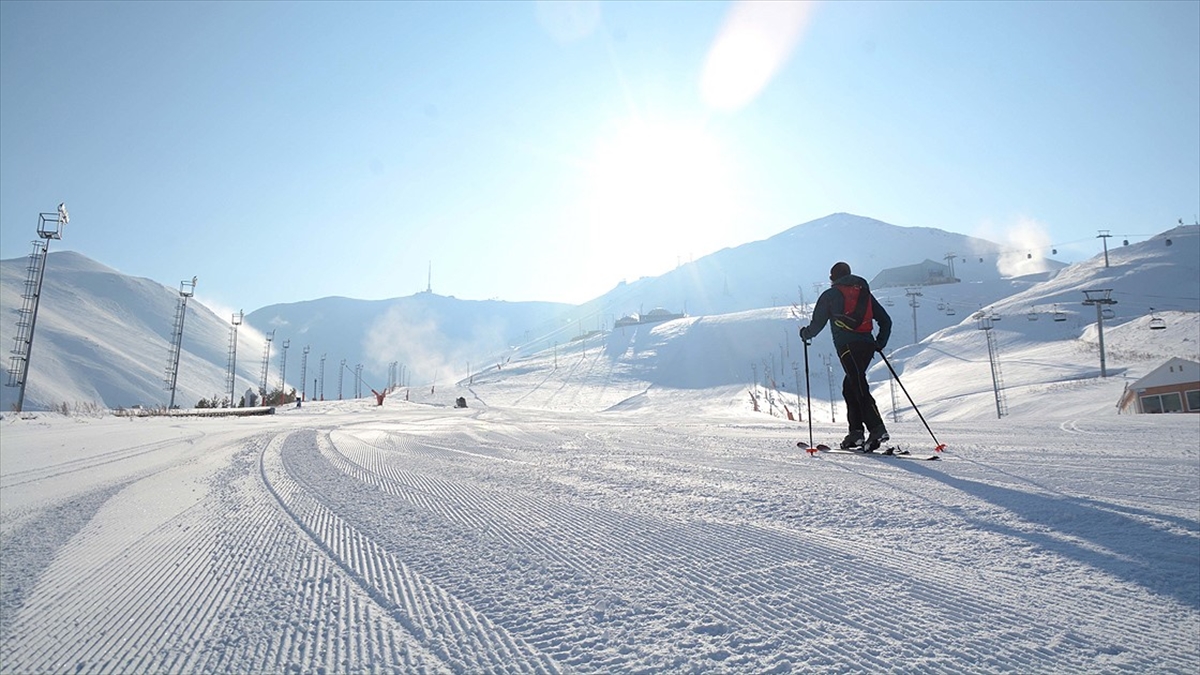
[799,261,893,451]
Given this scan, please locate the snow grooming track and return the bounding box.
[264,430,561,674]
[269,423,1200,674]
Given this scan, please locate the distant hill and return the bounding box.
[244,292,574,398]
[2,216,1193,416]
[462,224,1199,420]
[570,213,1067,321]
[0,251,268,411]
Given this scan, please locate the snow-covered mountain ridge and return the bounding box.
[1,215,1195,417]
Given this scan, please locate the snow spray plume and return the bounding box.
[978,216,1055,277]
[363,302,511,390]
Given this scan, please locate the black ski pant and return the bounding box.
[838,341,884,435]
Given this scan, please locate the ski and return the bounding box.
[796,441,941,461]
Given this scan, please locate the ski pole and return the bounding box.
[879,351,945,452]
[803,337,814,450]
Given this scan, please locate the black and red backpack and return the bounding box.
[832,282,874,333]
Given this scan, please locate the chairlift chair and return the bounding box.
[1052,304,1067,322]
[1027,309,1038,321]
[1149,308,1167,331]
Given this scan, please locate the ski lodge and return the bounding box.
[870,259,958,289]
[1118,357,1200,414]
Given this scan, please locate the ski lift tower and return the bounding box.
[975,311,1008,419]
[6,203,69,413]
[165,276,198,410]
[1082,289,1118,377]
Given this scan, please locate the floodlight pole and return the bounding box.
[259,330,274,397]
[166,276,198,410]
[6,204,68,413]
[226,310,243,407]
[1082,289,1117,377]
[279,339,290,400]
[319,353,326,400]
[300,345,310,402]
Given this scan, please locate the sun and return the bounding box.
[582,119,740,284]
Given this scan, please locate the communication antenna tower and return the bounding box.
[975,311,1008,418]
[225,310,243,407]
[259,329,275,396]
[6,203,68,413]
[165,276,198,410]
[1081,289,1118,377]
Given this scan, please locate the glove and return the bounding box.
[799,326,812,342]
[874,339,886,353]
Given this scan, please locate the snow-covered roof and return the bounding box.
[1127,357,1200,390]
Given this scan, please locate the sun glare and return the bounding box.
[583,120,740,284]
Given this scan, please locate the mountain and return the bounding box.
[462,223,1199,420]
[2,215,1194,416]
[0,252,269,411]
[570,212,1066,318]
[244,293,574,398]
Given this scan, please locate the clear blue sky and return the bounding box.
[2,0,1197,316]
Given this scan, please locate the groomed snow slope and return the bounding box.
[1,401,1196,674]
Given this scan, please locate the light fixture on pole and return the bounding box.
[6,204,69,413]
[165,276,198,410]
[225,310,243,407]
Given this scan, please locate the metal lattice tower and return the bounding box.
[822,354,837,423]
[906,288,924,344]
[165,276,198,410]
[225,310,242,407]
[259,329,275,397]
[300,346,310,402]
[355,364,363,398]
[6,204,68,412]
[338,359,346,400]
[975,311,1008,418]
[1082,289,1118,377]
[279,339,290,399]
[319,353,326,401]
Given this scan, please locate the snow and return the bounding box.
[1,220,1197,673]
[5,327,1200,671]
[1,399,1197,674]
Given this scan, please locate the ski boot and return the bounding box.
[865,425,890,452]
[839,431,865,451]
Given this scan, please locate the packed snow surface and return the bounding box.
[2,398,1197,674]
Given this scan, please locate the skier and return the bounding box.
[799,261,894,451]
